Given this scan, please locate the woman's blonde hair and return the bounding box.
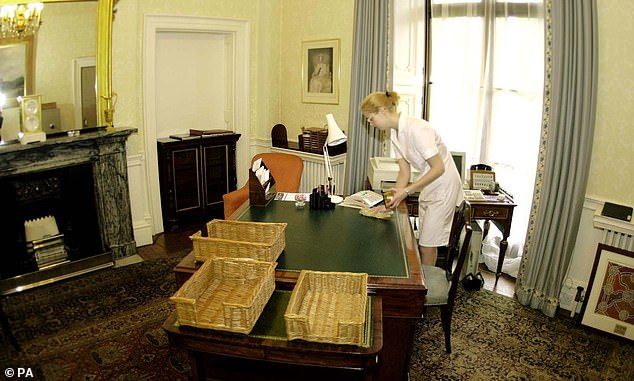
[360,91,400,114]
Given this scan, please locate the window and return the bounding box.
[415,0,544,262]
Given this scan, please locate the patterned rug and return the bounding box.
[0,255,191,381]
[2,256,633,381]
[410,288,634,380]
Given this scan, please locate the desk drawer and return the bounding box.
[473,205,509,220]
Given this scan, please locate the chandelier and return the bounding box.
[0,3,43,39]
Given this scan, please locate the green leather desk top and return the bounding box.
[237,201,409,278]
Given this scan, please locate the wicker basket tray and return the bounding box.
[170,257,276,334]
[284,270,368,345]
[191,219,287,262]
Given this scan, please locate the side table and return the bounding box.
[469,194,516,285]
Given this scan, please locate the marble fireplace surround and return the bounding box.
[0,128,137,294]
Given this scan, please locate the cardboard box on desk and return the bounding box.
[249,161,277,206]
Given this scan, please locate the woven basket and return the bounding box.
[170,257,276,334]
[191,219,287,262]
[284,270,368,345]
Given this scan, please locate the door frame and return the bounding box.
[143,15,250,234]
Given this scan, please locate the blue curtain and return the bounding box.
[517,0,598,317]
[344,0,390,194]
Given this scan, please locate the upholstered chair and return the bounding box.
[223,152,303,218]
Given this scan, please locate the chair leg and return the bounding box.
[440,306,452,354]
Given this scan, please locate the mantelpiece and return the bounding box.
[0,128,137,294]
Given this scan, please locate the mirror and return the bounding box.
[0,0,114,142]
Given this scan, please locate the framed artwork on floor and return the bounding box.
[579,243,634,341]
[301,38,340,104]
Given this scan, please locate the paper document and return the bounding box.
[275,192,311,201]
[463,189,486,201]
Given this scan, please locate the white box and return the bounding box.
[367,157,420,191]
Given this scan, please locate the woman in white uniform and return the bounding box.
[361,91,464,266]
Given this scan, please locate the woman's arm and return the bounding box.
[387,154,445,209]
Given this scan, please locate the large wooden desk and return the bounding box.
[164,291,383,381]
[469,194,516,285]
[173,201,426,381]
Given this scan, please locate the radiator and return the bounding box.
[270,147,346,194]
[593,209,634,251]
[601,229,634,251]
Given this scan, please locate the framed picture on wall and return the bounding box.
[301,38,340,104]
[579,243,634,341]
[0,36,35,108]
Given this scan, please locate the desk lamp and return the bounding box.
[323,113,347,203]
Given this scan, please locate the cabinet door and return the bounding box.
[202,144,229,207]
[171,147,202,212]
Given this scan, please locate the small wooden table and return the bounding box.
[469,194,516,285]
[163,291,383,381]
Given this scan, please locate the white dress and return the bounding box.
[392,114,464,247]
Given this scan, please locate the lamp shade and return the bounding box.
[325,113,347,146]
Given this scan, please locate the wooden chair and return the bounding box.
[422,200,472,353]
[222,152,303,218]
[271,123,288,148]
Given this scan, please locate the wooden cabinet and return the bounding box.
[157,133,240,231]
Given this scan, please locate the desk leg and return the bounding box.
[375,316,416,381]
[483,219,510,287]
[189,351,205,381]
[495,236,509,287]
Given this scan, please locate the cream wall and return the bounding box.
[279,0,355,141]
[589,1,634,208]
[111,0,354,155]
[111,0,283,153]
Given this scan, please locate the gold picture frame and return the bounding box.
[0,35,35,108]
[301,38,340,104]
[579,243,634,341]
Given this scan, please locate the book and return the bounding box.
[189,129,233,136]
[169,133,201,140]
[340,190,384,209]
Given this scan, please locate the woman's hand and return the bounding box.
[385,188,408,210]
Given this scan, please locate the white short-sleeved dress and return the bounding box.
[392,114,464,247]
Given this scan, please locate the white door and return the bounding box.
[144,15,249,235]
[155,31,233,138]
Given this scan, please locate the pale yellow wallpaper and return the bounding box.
[589,1,634,207]
[279,0,355,141]
[37,2,96,132]
[111,0,282,151]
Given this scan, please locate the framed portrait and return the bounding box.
[579,243,634,341]
[0,36,35,108]
[302,38,340,104]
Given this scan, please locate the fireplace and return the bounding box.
[0,128,137,294]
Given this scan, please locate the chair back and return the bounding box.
[271,124,288,148]
[251,152,303,193]
[444,201,473,307]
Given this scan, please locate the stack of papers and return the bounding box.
[339,190,384,209]
[252,159,271,193]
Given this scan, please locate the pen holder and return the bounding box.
[309,186,335,210]
[249,162,276,206]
